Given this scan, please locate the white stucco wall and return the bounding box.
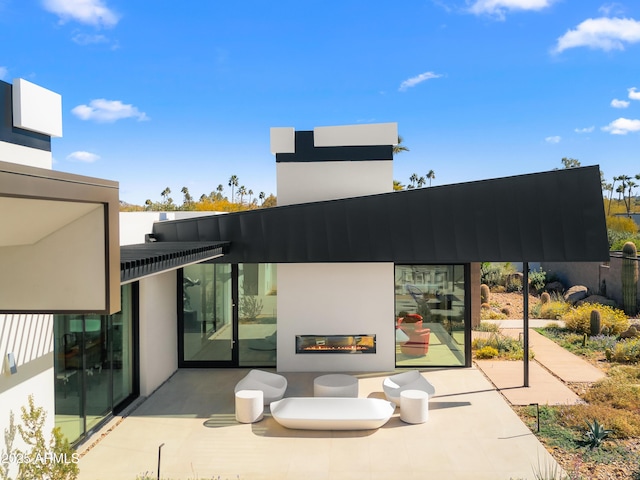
[0,314,54,477]
[277,263,395,372]
[276,161,393,206]
[138,272,178,396]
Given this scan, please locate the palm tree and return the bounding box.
[393,136,409,155]
[427,170,435,187]
[248,189,254,204]
[161,187,171,205]
[259,191,265,205]
[416,176,426,188]
[228,175,239,203]
[181,186,193,208]
[216,184,224,200]
[238,185,247,204]
[409,173,418,189]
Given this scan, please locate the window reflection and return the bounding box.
[395,265,466,367]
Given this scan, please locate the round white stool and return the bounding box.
[235,389,264,423]
[313,374,358,397]
[400,389,429,424]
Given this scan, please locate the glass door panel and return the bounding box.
[183,263,234,362]
[54,315,84,442]
[238,263,277,367]
[83,314,110,432]
[395,265,466,367]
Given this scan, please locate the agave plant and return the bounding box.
[584,419,612,449]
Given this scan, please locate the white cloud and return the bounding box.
[602,117,640,134]
[575,126,595,133]
[545,135,561,143]
[72,99,149,123]
[468,0,555,20]
[42,0,119,28]
[398,72,442,92]
[72,33,109,45]
[599,3,625,17]
[0,66,7,80]
[611,98,630,108]
[67,151,100,162]
[553,17,640,53]
[629,87,640,100]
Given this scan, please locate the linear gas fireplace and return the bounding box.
[295,334,376,354]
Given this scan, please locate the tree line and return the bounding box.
[120,176,277,212]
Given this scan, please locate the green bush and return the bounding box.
[528,267,547,293]
[474,321,500,332]
[608,229,640,251]
[563,303,629,335]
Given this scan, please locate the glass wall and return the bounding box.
[238,263,277,367]
[54,284,137,444]
[395,265,466,367]
[180,263,277,367]
[182,263,233,362]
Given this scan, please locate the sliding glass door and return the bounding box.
[54,284,138,444]
[180,263,277,367]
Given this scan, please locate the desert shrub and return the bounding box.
[607,338,640,363]
[528,267,547,293]
[473,322,500,332]
[555,403,640,439]
[533,297,571,320]
[480,307,507,320]
[472,332,532,360]
[584,372,640,414]
[563,303,629,335]
[480,262,504,287]
[505,275,523,293]
[475,346,499,359]
[608,229,640,251]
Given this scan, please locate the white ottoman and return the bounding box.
[400,389,429,424]
[313,374,358,397]
[235,390,264,423]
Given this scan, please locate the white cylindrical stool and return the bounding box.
[400,389,429,424]
[313,374,359,397]
[235,390,264,423]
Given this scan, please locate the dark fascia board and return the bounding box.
[0,160,120,314]
[276,131,393,163]
[0,80,51,151]
[120,241,230,283]
[152,166,610,264]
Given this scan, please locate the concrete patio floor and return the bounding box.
[77,367,559,480]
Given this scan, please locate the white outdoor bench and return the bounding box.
[269,397,395,430]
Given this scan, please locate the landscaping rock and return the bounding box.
[564,285,588,304]
[576,295,618,308]
[545,281,565,293]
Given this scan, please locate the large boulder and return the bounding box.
[564,285,588,304]
[576,295,618,308]
[545,281,565,294]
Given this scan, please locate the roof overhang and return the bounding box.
[0,161,120,314]
[120,241,230,284]
[152,166,610,264]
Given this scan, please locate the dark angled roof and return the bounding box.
[120,242,229,283]
[151,166,609,264]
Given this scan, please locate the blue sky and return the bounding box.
[2,0,639,205]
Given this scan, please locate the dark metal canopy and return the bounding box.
[120,241,229,283]
[151,166,609,264]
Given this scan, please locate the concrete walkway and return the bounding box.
[475,321,606,406]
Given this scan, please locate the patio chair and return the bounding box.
[382,370,436,406]
[234,369,287,405]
